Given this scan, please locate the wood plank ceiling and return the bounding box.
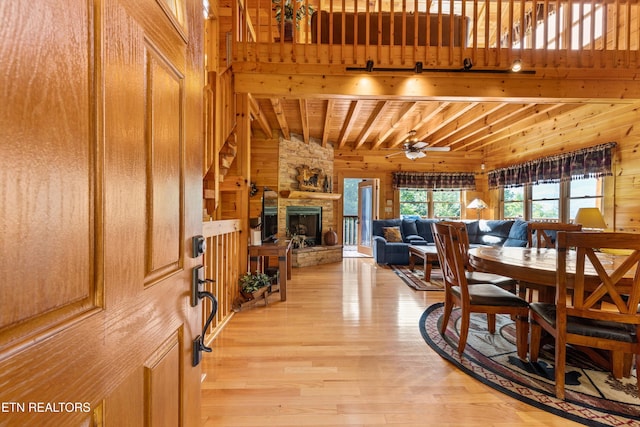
[249,96,633,156]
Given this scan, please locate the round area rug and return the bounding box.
[420,303,640,427]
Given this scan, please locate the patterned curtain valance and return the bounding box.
[392,172,476,190]
[488,142,617,189]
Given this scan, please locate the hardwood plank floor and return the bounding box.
[201,258,578,426]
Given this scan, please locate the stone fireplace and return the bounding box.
[277,135,343,266]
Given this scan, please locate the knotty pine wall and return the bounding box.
[482,104,640,233]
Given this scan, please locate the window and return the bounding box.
[531,182,560,220]
[569,178,603,221]
[399,188,461,218]
[399,189,429,217]
[433,190,461,218]
[500,178,604,222]
[503,187,524,219]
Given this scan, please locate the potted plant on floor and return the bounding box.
[273,0,314,41]
[240,271,273,300]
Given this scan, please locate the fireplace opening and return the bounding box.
[286,206,322,247]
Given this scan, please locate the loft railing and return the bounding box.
[233,0,640,69]
[201,219,242,346]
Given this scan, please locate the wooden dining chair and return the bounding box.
[521,222,584,302]
[443,221,518,293]
[529,231,640,400]
[432,222,530,359]
[526,221,583,249]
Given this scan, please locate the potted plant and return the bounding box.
[273,0,314,41]
[240,271,273,300]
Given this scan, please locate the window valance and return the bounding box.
[392,172,476,190]
[488,142,616,189]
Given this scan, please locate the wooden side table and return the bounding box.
[248,240,292,301]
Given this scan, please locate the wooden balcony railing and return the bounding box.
[201,219,242,345]
[233,0,640,69]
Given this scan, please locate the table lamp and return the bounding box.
[467,198,488,220]
[574,207,607,231]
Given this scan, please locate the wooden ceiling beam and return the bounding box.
[270,97,290,140]
[392,102,450,146]
[299,99,309,143]
[234,71,640,102]
[337,100,364,149]
[321,99,335,147]
[464,104,582,151]
[415,102,479,145]
[248,94,272,138]
[373,101,419,149]
[428,102,508,146]
[354,101,392,149]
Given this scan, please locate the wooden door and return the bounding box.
[357,179,380,256]
[0,0,203,424]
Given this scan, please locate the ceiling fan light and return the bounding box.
[405,151,424,160]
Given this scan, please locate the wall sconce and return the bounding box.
[467,198,489,220]
[463,58,473,71]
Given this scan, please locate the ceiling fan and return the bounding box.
[384,130,451,160]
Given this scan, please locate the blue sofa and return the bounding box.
[372,218,529,265]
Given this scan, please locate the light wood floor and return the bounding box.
[201,258,579,426]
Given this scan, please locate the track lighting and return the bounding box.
[346,59,534,74]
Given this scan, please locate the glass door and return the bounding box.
[357,179,379,255]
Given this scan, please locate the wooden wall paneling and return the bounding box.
[249,136,279,218]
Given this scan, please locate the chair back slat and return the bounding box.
[441,221,473,271]
[556,231,640,325]
[432,222,470,301]
[527,222,582,248]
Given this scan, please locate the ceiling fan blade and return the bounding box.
[384,151,405,158]
[421,146,451,152]
[412,141,428,149]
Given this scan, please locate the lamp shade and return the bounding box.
[467,198,488,210]
[574,207,607,229]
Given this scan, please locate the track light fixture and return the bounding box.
[365,60,374,72]
[414,62,423,73]
[511,59,522,72]
[463,58,473,71]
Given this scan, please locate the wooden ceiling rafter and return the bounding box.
[337,100,364,148]
[248,94,272,138]
[392,102,450,147]
[372,101,419,149]
[299,98,309,143]
[270,97,290,140]
[354,101,392,149]
[321,99,335,147]
[464,103,583,151]
[430,102,508,147]
[414,102,480,145]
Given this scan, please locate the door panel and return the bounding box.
[0,0,203,425]
[357,179,380,256]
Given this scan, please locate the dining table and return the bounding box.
[468,246,636,302]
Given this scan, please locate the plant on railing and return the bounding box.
[273,0,314,27]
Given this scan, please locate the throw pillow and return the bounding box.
[383,226,403,242]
